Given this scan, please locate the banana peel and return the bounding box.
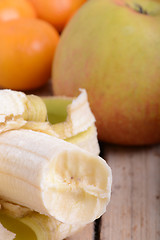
[0,201,84,240]
[0,88,100,155]
[0,222,16,240]
[0,89,111,240]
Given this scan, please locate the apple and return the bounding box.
[52,0,160,145]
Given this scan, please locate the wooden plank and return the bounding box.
[100,145,160,240]
[66,223,94,240]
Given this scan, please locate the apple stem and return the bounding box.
[135,4,148,15]
[126,3,148,15]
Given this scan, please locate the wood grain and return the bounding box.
[100,145,160,240]
[66,223,94,240]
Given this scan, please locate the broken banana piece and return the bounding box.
[0,129,112,225]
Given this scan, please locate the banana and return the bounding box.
[0,129,112,225]
[0,88,111,239]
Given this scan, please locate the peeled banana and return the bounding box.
[0,129,111,224]
[0,89,112,239]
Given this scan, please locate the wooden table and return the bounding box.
[30,81,160,240]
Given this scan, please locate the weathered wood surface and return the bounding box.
[67,223,94,240]
[30,82,160,240]
[100,144,160,240]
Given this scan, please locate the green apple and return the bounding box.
[52,0,160,145]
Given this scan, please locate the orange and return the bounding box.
[0,0,37,22]
[27,0,87,32]
[0,19,59,90]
